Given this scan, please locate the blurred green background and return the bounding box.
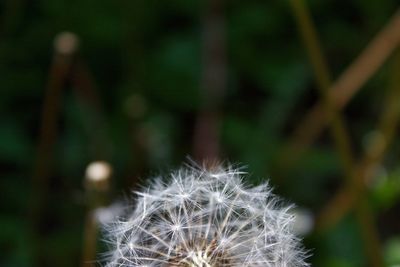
[1,0,400,266]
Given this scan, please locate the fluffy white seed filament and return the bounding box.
[102,164,309,267]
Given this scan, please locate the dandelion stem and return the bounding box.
[193,0,227,161]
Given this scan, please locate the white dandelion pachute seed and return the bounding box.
[102,164,310,267]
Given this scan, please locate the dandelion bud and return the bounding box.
[102,165,309,266]
[53,31,79,55]
[85,161,112,192]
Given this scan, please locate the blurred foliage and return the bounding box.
[1,0,400,267]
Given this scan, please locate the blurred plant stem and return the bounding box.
[121,1,149,187]
[72,58,110,159]
[193,0,226,161]
[30,34,76,266]
[317,48,400,233]
[289,1,385,266]
[70,47,113,267]
[82,161,112,267]
[278,8,400,169]
[30,32,112,266]
[289,0,355,176]
[81,210,98,267]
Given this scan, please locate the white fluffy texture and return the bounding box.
[103,165,309,267]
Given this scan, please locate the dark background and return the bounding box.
[1,0,400,266]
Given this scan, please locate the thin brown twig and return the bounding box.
[316,49,400,230]
[30,33,77,266]
[71,57,110,159]
[356,199,386,267]
[289,0,355,176]
[289,1,385,266]
[278,8,400,169]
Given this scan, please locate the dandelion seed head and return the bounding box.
[102,164,309,267]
